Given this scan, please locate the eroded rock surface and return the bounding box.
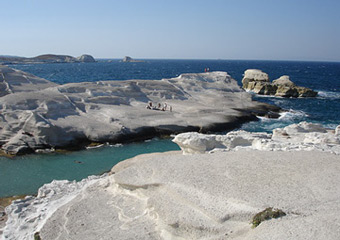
[0,67,278,154]
[4,147,340,239]
[0,65,57,97]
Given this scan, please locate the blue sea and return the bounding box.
[1,59,339,197]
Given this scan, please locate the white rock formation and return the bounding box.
[0,67,278,154]
[3,145,340,239]
[173,122,340,154]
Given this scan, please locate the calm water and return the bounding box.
[1,59,339,197]
[0,139,179,197]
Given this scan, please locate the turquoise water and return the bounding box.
[0,139,179,198]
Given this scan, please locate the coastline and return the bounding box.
[0,60,338,239]
[2,122,340,239]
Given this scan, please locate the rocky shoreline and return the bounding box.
[2,122,340,240]
[0,66,280,155]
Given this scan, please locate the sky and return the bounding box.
[1,0,340,61]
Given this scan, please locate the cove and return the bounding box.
[0,138,179,198]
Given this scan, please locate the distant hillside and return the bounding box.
[0,54,96,64]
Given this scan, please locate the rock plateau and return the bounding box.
[0,66,279,155]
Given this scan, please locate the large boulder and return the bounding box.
[273,75,317,97]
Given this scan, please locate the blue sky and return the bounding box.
[2,0,340,61]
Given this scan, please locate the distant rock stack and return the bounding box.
[122,56,133,62]
[77,54,96,63]
[242,69,317,98]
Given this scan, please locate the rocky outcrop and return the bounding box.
[242,69,317,98]
[173,122,340,154]
[77,54,96,63]
[0,67,279,155]
[0,54,96,64]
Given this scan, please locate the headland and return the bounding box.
[0,54,96,65]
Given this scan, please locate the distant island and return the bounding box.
[121,56,145,62]
[0,54,96,64]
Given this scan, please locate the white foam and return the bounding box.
[278,109,308,121]
[109,143,123,147]
[317,90,340,99]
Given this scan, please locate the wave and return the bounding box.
[279,109,309,121]
[109,143,123,147]
[317,90,340,99]
[241,109,309,133]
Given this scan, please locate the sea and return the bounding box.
[1,59,339,197]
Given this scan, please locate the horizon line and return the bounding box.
[1,54,339,63]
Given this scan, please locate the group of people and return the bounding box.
[204,67,210,72]
[146,101,172,112]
